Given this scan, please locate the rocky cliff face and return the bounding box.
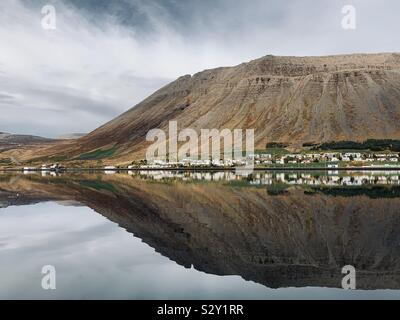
[11,53,400,163]
[78,53,400,159]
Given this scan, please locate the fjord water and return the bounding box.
[1,171,400,299]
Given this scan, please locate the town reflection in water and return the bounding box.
[1,170,400,297]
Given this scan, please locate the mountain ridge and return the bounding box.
[74,52,400,162]
[3,52,400,164]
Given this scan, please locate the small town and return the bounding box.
[128,151,400,169]
[17,150,400,173]
[17,164,400,188]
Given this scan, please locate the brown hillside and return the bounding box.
[12,53,400,163]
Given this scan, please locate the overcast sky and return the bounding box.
[0,0,399,137]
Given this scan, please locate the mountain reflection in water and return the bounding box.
[1,170,400,295]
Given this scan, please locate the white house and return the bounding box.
[104,166,116,174]
[327,164,339,168]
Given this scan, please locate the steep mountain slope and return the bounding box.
[17,53,400,163]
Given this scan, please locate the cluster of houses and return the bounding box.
[129,152,400,169]
[132,158,249,169]
[23,163,65,173]
[21,152,400,173]
[18,166,400,187]
[250,152,400,165]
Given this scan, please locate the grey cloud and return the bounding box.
[0,92,17,102]
[1,0,400,137]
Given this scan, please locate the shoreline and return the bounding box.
[2,166,400,172]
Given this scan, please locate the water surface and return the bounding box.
[1,170,400,299]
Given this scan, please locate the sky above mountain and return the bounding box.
[0,0,399,137]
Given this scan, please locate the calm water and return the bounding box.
[1,170,400,299]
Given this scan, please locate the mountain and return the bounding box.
[56,133,86,140]
[0,132,54,147]
[7,53,400,164]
